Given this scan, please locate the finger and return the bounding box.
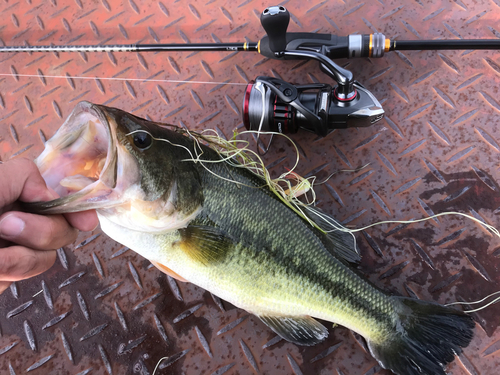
[0,212,78,250]
[0,159,99,232]
[0,158,55,206]
[65,210,99,232]
[0,246,56,281]
[0,281,12,295]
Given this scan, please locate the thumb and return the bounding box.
[0,158,55,206]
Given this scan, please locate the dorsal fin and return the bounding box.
[178,225,234,266]
[258,314,329,346]
[303,205,361,264]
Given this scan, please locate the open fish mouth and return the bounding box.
[31,101,123,214]
[26,101,196,233]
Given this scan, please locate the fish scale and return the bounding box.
[183,154,395,341]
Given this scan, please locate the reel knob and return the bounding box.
[260,6,290,53]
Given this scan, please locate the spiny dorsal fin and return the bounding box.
[258,315,328,346]
[304,205,361,264]
[178,225,233,266]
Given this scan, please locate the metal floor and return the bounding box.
[0,0,499,374]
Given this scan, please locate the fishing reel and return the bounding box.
[242,78,384,136]
[242,6,384,136]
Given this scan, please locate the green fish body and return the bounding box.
[100,153,392,343]
[30,102,475,375]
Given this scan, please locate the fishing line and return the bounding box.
[342,212,500,239]
[206,129,328,227]
[313,163,372,186]
[151,356,168,375]
[125,130,259,189]
[126,129,500,248]
[126,130,197,161]
[0,72,247,86]
[446,290,500,307]
[181,129,361,252]
[125,128,331,233]
[445,290,500,313]
[462,295,500,313]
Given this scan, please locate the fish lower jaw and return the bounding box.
[97,204,202,234]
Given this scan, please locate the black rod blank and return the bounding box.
[393,39,500,51]
[0,43,259,53]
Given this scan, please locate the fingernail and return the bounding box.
[0,215,25,238]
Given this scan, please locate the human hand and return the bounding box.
[0,158,99,294]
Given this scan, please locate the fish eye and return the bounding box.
[133,132,153,150]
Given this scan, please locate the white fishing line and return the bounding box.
[126,130,197,161]
[125,129,325,228]
[0,72,247,86]
[152,356,168,375]
[445,290,500,314]
[446,290,500,308]
[125,129,258,188]
[342,212,500,239]
[127,128,500,257]
[178,129,362,260]
[314,163,371,186]
[463,295,500,313]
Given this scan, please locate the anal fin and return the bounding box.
[151,260,188,283]
[258,314,328,346]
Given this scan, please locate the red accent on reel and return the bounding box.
[243,80,255,130]
[333,88,357,102]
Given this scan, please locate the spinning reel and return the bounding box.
[243,6,385,136]
[3,5,500,137]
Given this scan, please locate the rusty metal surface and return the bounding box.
[0,0,500,374]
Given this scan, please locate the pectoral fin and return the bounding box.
[258,315,329,346]
[151,260,188,282]
[178,225,233,266]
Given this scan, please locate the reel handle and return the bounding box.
[259,6,355,100]
[260,6,290,53]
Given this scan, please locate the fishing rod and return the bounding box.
[3,5,500,137]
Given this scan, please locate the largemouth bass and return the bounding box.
[28,101,474,375]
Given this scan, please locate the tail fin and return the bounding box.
[368,296,475,375]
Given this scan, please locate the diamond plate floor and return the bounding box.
[0,1,499,374]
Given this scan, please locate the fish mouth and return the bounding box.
[31,101,123,213]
